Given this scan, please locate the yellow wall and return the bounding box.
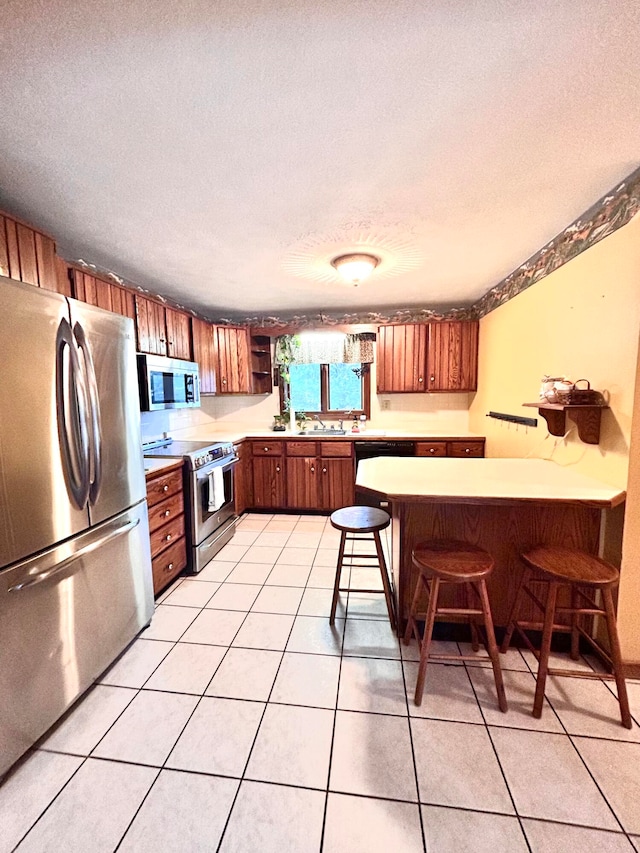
[469,214,640,489]
[469,214,640,662]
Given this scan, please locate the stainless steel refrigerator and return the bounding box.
[0,275,154,778]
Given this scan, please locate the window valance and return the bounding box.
[274,332,374,366]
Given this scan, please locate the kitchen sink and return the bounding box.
[297,428,347,436]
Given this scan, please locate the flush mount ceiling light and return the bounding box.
[330,253,380,285]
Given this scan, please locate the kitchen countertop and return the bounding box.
[143,458,184,477]
[355,457,626,508]
[162,428,485,445]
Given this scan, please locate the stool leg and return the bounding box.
[476,580,508,713]
[500,567,531,654]
[414,577,440,706]
[570,586,581,661]
[466,585,480,652]
[602,587,632,729]
[329,531,347,626]
[403,573,424,646]
[374,530,396,632]
[533,581,558,719]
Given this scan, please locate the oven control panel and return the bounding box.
[192,443,234,469]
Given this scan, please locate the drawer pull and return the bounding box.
[163,484,169,492]
[164,509,171,517]
[165,534,172,542]
[264,446,269,452]
[465,448,470,454]
[165,562,174,572]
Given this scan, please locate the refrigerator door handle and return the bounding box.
[73,321,103,506]
[8,517,141,592]
[56,318,90,509]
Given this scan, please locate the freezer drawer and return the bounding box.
[0,501,153,778]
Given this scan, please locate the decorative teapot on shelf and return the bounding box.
[539,376,573,403]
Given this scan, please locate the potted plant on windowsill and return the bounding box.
[296,411,310,432]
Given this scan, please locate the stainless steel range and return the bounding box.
[143,438,238,572]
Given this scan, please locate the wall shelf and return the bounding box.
[522,402,608,445]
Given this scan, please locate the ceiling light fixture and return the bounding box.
[331,253,380,285]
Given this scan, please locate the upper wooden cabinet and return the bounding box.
[215,325,251,394]
[427,321,478,392]
[0,213,62,293]
[377,321,478,393]
[192,317,217,393]
[165,307,192,361]
[376,324,428,392]
[71,269,135,320]
[135,294,167,355]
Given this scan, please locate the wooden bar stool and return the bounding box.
[403,539,508,711]
[501,545,631,728]
[329,506,396,630]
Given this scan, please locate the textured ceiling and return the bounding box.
[0,0,639,319]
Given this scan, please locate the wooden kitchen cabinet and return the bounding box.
[215,325,251,393]
[165,307,192,360]
[427,321,478,392]
[0,212,60,293]
[192,317,217,393]
[286,441,354,510]
[376,324,427,392]
[252,456,286,509]
[376,321,479,394]
[135,294,168,355]
[71,268,136,320]
[250,332,273,395]
[146,462,187,595]
[233,441,252,516]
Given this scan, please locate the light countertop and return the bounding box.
[143,458,184,477]
[161,428,484,445]
[355,457,626,508]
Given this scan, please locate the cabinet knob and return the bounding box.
[163,484,169,492]
[430,375,435,382]
[264,447,269,452]
[164,509,171,517]
[222,378,227,384]
[465,448,470,454]
[418,377,423,383]
[166,562,174,572]
[166,534,172,542]
[429,448,435,454]
[310,466,315,473]
[276,465,281,473]
[322,467,327,473]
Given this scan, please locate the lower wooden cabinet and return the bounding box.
[146,462,187,595]
[252,456,286,509]
[286,441,355,511]
[233,441,252,515]
[319,457,355,509]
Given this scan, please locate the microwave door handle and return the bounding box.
[74,322,103,505]
[56,318,90,509]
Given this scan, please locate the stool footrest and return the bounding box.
[338,587,386,594]
[429,653,494,664]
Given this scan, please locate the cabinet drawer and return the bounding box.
[319,441,353,458]
[251,441,283,456]
[148,491,185,532]
[147,469,183,507]
[150,514,185,559]
[415,442,447,457]
[286,441,318,457]
[447,440,485,458]
[151,537,187,594]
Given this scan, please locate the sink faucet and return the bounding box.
[314,415,326,429]
[338,419,343,430]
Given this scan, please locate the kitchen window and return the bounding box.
[283,362,371,417]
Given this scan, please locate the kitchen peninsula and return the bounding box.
[355,457,626,632]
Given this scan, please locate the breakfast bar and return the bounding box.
[355,457,626,632]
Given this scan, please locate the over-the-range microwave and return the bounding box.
[137,353,201,411]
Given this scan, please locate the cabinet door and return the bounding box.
[233,442,252,516]
[166,308,192,361]
[320,457,355,510]
[252,457,286,509]
[427,321,478,392]
[135,294,167,355]
[0,214,59,292]
[286,457,319,509]
[71,270,135,320]
[192,318,217,393]
[376,325,427,392]
[216,326,251,393]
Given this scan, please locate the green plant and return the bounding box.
[295,411,310,430]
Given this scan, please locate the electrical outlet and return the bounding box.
[381,399,390,411]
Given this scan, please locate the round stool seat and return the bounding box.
[522,546,619,587]
[413,539,494,582]
[330,505,390,534]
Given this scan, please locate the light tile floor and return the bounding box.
[3,512,640,852]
